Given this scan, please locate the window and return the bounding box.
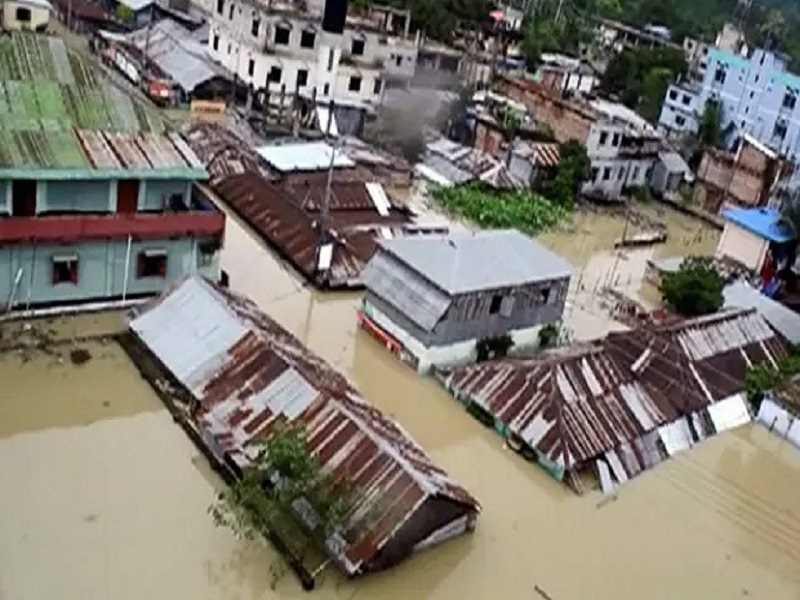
[675,115,686,126]
[617,167,625,181]
[15,6,31,21]
[632,166,640,181]
[591,167,599,182]
[323,82,330,95]
[783,90,797,110]
[300,29,315,48]
[348,76,362,92]
[247,58,255,77]
[351,38,365,56]
[267,66,282,83]
[541,288,551,304]
[682,94,691,105]
[227,43,232,55]
[598,131,608,145]
[296,69,308,87]
[212,34,219,51]
[373,78,382,95]
[52,255,78,285]
[395,55,402,67]
[216,0,223,14]
[669,90,677,100]
[714,65,726,84]
[489,294,503,314]
[137,250,167,278]
[275,26,290,46]
[774,121,787,140]
[602,167,611,181]
[326,48,334,72]
[228,3,234,20]
[611,133,620,147]
[251,15,260,37]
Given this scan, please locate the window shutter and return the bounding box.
[136,253,145,278]
[69,260,78,284]
[51,261,59,284]
[158,256,167,277]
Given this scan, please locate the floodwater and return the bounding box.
[3,205,800,599]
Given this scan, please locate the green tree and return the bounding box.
[661,256,725,317]
[115,4,134,22]
[539,140,590,209]
[600,47,687,120]
[698,99,722,148]
[209,423,358,588]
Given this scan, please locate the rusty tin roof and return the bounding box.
[213,172,446,289]
[444,308,788,477]
[128,275,479,576]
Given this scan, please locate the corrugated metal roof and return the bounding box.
[212,170,446,290]
[421,139,520,189]
[128,275,479,576]
[362,251,452,331]
[444,308,788,487]
[0,128,207,178]
[376,229,573,295]
[122,20,226,93]
[0,33,161,134]
[723,281,800,345]
[514,142,561,168]
[256,141,356,172]
[721,207,794,243]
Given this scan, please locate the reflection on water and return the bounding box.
[2,205,800,599]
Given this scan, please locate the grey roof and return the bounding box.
[377,229,573,295]
[723,281,800,345]
[362,252,451,331]
[658,151,690,174]
[422,153,474,185]
[127,20,226,92]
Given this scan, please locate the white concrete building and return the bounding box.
[206,0,416,108]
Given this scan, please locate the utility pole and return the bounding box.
[142,3,155,82]
[314,98,337,284]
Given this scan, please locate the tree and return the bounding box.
[698,99,722,149]
[600,47,687,121]
[539,140,590,209]
[209,423,357,588]
[661,257,725,317]
[115,4,134,22]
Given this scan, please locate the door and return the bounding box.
[11,180,36,216]
[117,180,140,214]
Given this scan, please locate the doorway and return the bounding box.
[117,180,140,214]
[11,180,36,216]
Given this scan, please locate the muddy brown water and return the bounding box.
[2,207,800,599]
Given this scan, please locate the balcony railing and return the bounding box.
[0,211,225,244]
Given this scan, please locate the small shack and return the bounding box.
[359,229,573,373]
[715,206,795,276]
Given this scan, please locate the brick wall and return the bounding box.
[498,77,592,144]
[474,120,505,156]
[696,149,767,210]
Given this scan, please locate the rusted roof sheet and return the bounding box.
[128,275,479,576]
[514,142,561,168]
[445,345,676,472]
[213,171,447,289]
[181,122,271,183]
[444,308,788,483]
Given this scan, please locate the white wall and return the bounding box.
[715,222,770,271]
[207,0,391,105]
[361,300,543,375]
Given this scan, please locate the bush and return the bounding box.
[476,334,514,362]
[432,183,569,235]
[661,257,724,317]
[538,323,559,349]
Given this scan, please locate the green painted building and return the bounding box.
[0,32,225,310]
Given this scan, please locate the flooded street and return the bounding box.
[3,206,800,599]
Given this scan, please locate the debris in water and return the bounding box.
[534,585,554,600]
[83,514,98,523]
[70,348,92,365]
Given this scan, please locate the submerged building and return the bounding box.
[359,230,573,373]
[442,308,789,493]
[0,32,223,310]
[127,275,480,580]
